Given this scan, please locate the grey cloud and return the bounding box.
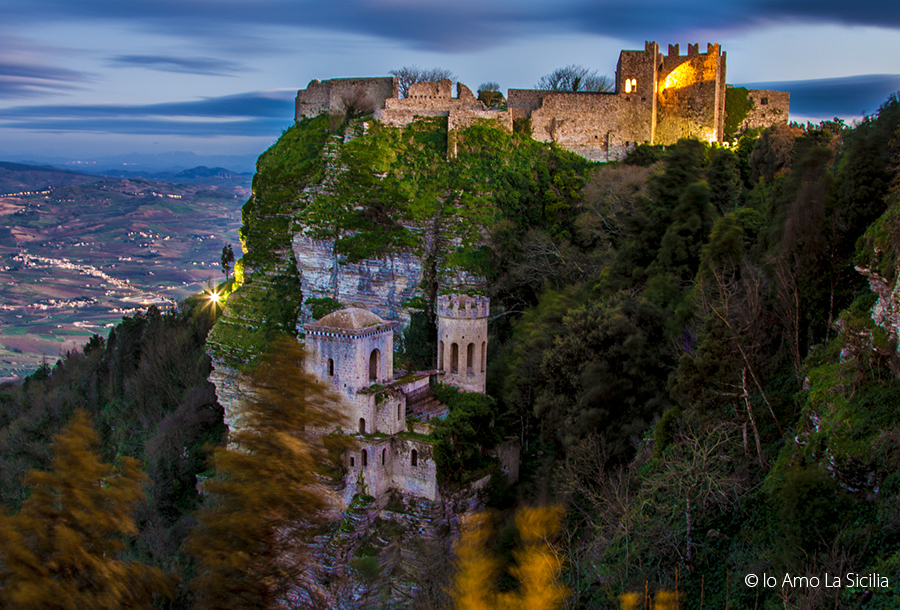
[0,90,296,137]
[2,0,896,53]
[108,55,247,75]
[737,74,900,117]
[0,61,90,98]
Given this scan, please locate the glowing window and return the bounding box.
[624,78,637,93]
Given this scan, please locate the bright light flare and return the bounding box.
[209,291,221,303]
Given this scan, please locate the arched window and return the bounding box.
[359,418,366,434]
[327,358,334,376]
[438,341,444,371]
[369,349,380,382]
[411,449,418,467]
[481,341,486,373]
[350,456,355,467]
[382,449,386,465]
[362,449,368,467]
[466,343,474,374]
[397,403,402,421]
[451,343,458,374]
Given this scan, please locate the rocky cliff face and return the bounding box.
[293,234,423,326]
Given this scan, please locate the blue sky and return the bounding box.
[1,0,898,169]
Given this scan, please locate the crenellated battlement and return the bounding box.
[437,294,490,319]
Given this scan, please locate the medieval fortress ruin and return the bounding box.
[295,41,790,161]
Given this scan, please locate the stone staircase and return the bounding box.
[404,385,447,421]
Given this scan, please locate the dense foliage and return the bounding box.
[4,92,900,609]
[0,299,226,607]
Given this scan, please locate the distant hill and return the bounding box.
[0,162,98,194]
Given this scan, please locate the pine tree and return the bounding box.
[0,410,174,609]
[185,336,352,610]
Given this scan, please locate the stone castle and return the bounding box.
[295,41,789,161]
[303,294,511,504]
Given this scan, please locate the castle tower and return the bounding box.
[437,294,489,393]
[616,40,660,144]
[655,42,727,144]
[303,307,401,435]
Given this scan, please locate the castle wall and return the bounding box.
[342,437,439,503]
[447,109,513,133]
[376,80,488,128]
[741,89,791,131]
[391,438,439,500]
[296,77,398,120]
[376,393,406,436]
[507,89,548,121]
[526,92,649,161]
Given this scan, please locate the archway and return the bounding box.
[451,343,458,374]
[359,418,366,434]
[369,349,380,382]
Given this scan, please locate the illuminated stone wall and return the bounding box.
[655,43,727,145]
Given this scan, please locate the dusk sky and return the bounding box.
[2,0,898,170]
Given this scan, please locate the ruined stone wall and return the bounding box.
[437,295,489,393]
[655,43,726,144]
[377,80,487,128]
[447,109,512,133]
[507,89,548,121]
[742,89,791,131]
[295,77,397,120]
[527,92,650,161]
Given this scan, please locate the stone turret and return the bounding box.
[436,294,489,393]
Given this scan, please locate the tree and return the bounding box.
[185,336,352,610]
[536,65,613,92]
[221,244,235,280]
[389,65,457,98]
[449,506,568,610]
[0,410,174,609]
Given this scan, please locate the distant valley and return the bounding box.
[0,162,248,378]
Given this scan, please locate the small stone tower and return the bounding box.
[303,307,402,435]
[437,294,489,393]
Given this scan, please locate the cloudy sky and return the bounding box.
[1,0,898,169]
